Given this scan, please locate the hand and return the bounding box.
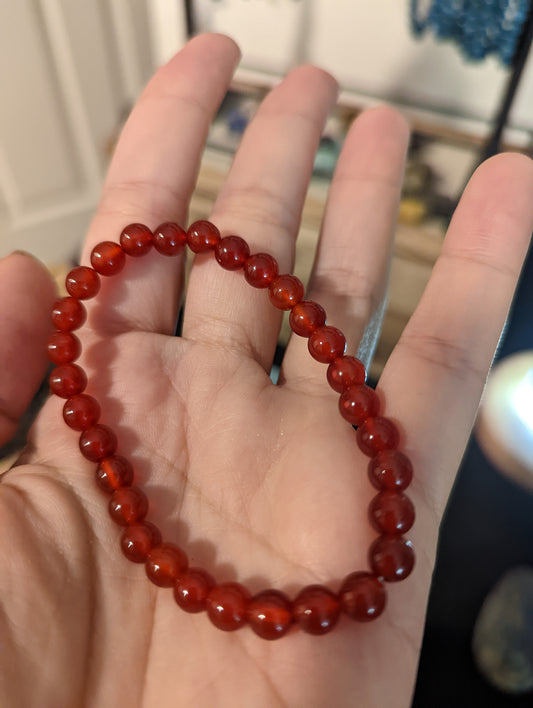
[2,34,532,708]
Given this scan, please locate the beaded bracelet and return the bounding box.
[47,221,415,640]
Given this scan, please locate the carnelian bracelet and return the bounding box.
[47,221,415,640]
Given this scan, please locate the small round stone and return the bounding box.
[206,582,251,631]
[63,394,100,431]
[120,223,153,256]
[215,235,250,270]
[174,567,215,613]
[268,274,305,310]
[289,300,326,337]
[369,491,415,534]
[90,241,126,275]
[49,363,87,398]
[52,297,86,332]
[357,417,400,457]
[308,326,346,363]
[65,266,100,300]
[246,589,293,640]
[340,571,387,622]
[146,543,188,587]
[95,456,134,493]
[121,522,162,563]
[293,584,340,635]
[339,385,380,426]
[47,331,81,364]
[153,222,187,256]
[187,220,220,253]
[109,486,149,526]
[327,356,366,392]
[368,450,413,491]
[369,535,415,582]
[244,253,279,288]
[79,424,117,461]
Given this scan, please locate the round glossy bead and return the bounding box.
[121,522,162,563]
[90,241,126,276]
[52,297,86,332]
[340,571,386,622]
[293,584,340,635]
[244,253,279,288]
[153,222,187,256]
[47,331,81,364]
[63,394,100,431]
[146,543,188,588]
[79,424,117,461]
[369,491,415,534]
[187,220,220,253]
[215,235,250,270]
[357,417,400,457]
[65,266,100,300]
[308,325,346,363]
[327,356,366,393]
[174,567,215,613]
[109,486,149,526]
[246,589,293,640]
[369,535,415,582]
[120,223,153,256]
[368,450,413,491]
[339,384,380,426]
[289,300,326,337]
[206,582,251,631]
[269,274,304,310]
[95,455,134,493]
[49,363,87,398]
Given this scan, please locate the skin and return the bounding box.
[1,33,533,708]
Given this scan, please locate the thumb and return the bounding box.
[0,252,57,447]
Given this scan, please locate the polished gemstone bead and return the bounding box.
[369,535,415,582]
[293,584,340,635]
[174,567,215,613]
[146,543,188,588]
[206,582,251,631]
[90,241,126,275]
[52,297,87,332]
[308,325,346,363]
[244,253,279,288]
[289,300,326,337]
[49,363,87,398]
[269,274,304,310]
[109,486,148,526]
[369,491,415,534]
[340,571,386,621]
[187,220,220,253]
[120,223,153,257]
[247,589,293,640]
[153,222,187,256]
[327,356,366,392]
[215,235,250,270]
[65,266,100,300]
[368,450,413,491]
[63,394,100,431]
[357,417,400,457]
[79,424,117,461]
[339,384,380,426]
[95,455,133,493]
[120,522,162,563]
[47,331,81,364]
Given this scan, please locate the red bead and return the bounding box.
[65,266,100,300]
[268,274,304,311]
[121,522,162,563]
[174,567,215,613]
[244,253,279,288]
[146,543,188,587]
[369,491,415,534]
[95,455,134,493]
[340,571,386,622]
[214,235,250,270]
[369,535,415,582]
[47,331,81,364]
[52,297,86,332]
[308,326,346,363]
[120,223,153,257]
[289,300,326,337]
[327,356,366,392]
[339,385,380,426]
[368,450,413,491]
[206,582,251,631]
[63,394,100,431]
[357,417,400,457]
[186,220,220,253]
[90,241,126,275]
[79,424,117,461]
[49,363,87,398]
[293,584,340,635]
[109,486,148,526]
[246,589,293,640]
[153,222,187,256]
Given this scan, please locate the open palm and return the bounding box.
[2,34,533,708]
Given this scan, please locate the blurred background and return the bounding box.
[1,1,533,704]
